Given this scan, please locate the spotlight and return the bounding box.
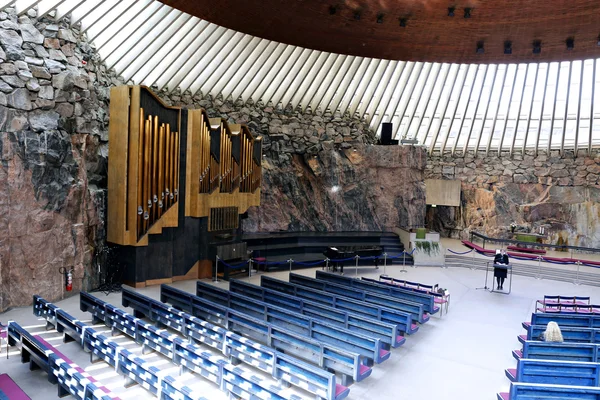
[476,41,484,54]
[597,35,600,46]
[399,17,407,27]
[504,40,512,54]
[533,40,541,54]
[464,8,471,18]
[566,37,574,50]
[329,5,337,15]
[448,6,455,16]
[377,13,384,23]
[354,11,361,20]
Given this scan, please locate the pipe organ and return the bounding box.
[107,86,261,287]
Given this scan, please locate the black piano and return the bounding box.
[323,246,383,273]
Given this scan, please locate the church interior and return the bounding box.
[1,1,600,399]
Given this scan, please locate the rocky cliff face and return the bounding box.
[0,7,427,311]
[427,151,600,248]
[159,92,427,232]
[0,7,116,311]
[244,143,426,232]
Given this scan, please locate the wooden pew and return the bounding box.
[505,359,600,386]
[523,313,600,330]
[87,290,350,400]
[288,273,428,323]
[315,271,439,314]
[157,285,370,386]
[261,275,418,335]
[519,325,600,345]
[34,295,297,400]
[195,280,389,364]
[497,382,600,400]
[513,340,599,363]
[7,321,120,400]
[228,279,405,348]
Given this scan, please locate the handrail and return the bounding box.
[469,231,600,254]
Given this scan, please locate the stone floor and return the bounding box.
[2,243,600,399]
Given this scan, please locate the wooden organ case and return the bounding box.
[107,86,261,287]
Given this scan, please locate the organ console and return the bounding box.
[107,86,261,286]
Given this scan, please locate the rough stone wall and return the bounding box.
[0,6,426,310]
[0,7,119,311]
[426,150,600,248]
[159,93,426,232]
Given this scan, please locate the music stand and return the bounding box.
[475,261,491,290]
[490,263,512,295]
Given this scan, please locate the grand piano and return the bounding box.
[323,246,383,273]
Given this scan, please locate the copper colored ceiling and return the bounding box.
[159,0,600,63]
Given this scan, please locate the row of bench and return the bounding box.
[12,268,441,399]
[32,295,305,400]
[192,280,389,365]
[293,272,433,323]
[497,308,600,399]
[186,272,441,389]
[260,276,419,335]
[158,284,370,386]
[227,279,405,348]
[6,321,119,400]
[117,287,350,399]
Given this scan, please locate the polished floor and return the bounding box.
[1,253,600,399]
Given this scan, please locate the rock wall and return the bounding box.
[426,150,600,248]
[0,7,119,311]
[0,7,427,311]
[159,93,427,232]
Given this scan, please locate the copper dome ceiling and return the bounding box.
[159,0,600,63]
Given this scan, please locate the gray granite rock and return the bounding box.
[57,29,76,43]
[30,65,51,79]
[1,75,25,87]
[19,23,44,44]
[44,58,65,71]
[52,70,75,89]
[7,87,31,110]
[29,109,59,131]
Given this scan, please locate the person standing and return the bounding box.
[493,249,508,290]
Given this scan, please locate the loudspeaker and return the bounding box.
[381,123,393,145]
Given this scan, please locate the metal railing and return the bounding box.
[444,250,600,287]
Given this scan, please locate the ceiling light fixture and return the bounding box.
[464,8,471,18]
[377,13,384,24]
[399,17,407,27]
[533,40,541,54]
[448,7,455,16]
[354,11,361,20]
[504,40,512,54]
[329,6,337,15]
